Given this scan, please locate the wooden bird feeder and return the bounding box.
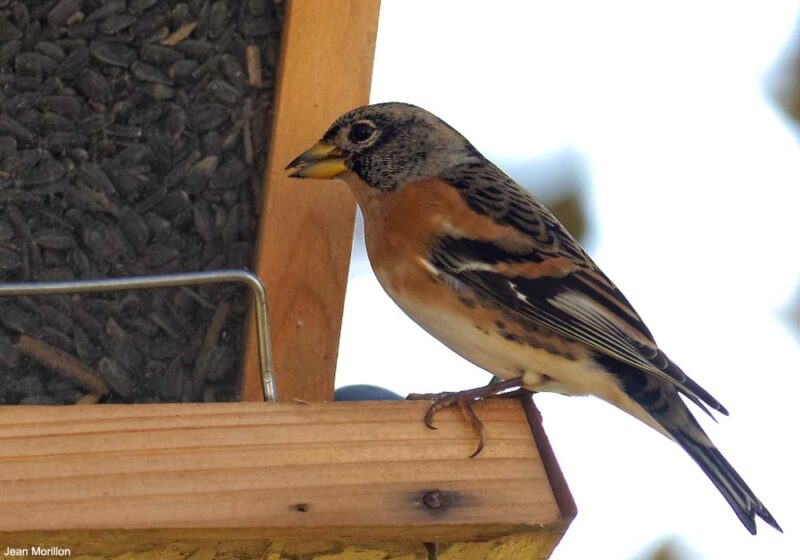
[0,1,575,558]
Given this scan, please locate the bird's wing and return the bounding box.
[432,165,727,416]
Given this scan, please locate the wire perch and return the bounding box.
[0,269,277,402]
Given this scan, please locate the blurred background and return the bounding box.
[335,1,800,558]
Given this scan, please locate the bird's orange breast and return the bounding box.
[348,176,538,343]
[349,176,531,279]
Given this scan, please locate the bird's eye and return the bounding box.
[349,122,376,144]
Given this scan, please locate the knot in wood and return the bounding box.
[422,490,445,510]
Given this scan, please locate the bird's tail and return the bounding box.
[597,355,779,533]
[662,414,782,534]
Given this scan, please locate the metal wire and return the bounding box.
[0,270,276,401]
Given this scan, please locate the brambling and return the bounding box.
[287,102,780,534]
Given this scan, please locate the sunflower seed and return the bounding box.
[89,40,136,67]
[97,357,133,400]
[210,157,248,189]
[32,229,76,250]
[131,11,170,40]
[77,161,114,193]
[207,79,239,104]
[0,247,22,271]
[131,60,171,84]
[140,43,184,66]
[67,21,97,40]
[37,304,73,332]
[147,243,180,267]
[86,0,125,22]
[15,51,57,75]
[143,212,171,242]
[24,158,65,185]
[128,104,163,125]
[0,114,35,143]
[76,69,111,103]
[99,14,137,35]
[202,130,222,157]
[0,219,14,242]
[0,39,22,67]
[45,131,89,152]
[129,0,160,15]
[0,335,20,368]
[208,2,228,39]
[220,53,247,91]
[134,182,167,213]
[188,102,227,131]
[39,95,81,118]
[168,58,198,82]
[175,39,214,60]
[185,154,218,192]
[48,0,83,27]
[0,18,22,42]
[118,206,150,249]
[160,189,190,216]
[3,92,41,113]
[0,303,40,334]
[55,45,89,77]
[240,17,278,37]
[142,83,175,100]
[35,41,66,61]
[108,124,144,140]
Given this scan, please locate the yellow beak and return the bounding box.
[286,141,348,179]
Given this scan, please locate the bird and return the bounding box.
[286,102,781,535]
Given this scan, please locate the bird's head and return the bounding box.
[286,102,480,190]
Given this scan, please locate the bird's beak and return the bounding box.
[285,141,348,179]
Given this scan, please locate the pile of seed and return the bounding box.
[0,0,283,404]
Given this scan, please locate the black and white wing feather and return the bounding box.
[434,162,727,417]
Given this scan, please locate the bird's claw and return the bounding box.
[408,390,455,430]
[458,399,486,458]
[408,378,524,457]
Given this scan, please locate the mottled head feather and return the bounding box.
[322,102,482,190]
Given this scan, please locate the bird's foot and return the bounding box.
[407,378,524,457]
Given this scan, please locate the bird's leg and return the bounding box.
[407,378,525,457]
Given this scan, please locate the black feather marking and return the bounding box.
[435,236,544,264]
[595,354,716,421]
[593,355,779,533]
[441,161,586,259]
[429,232,728,417]
[673,425,782,534]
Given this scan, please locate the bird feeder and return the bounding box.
[0,1,575,558]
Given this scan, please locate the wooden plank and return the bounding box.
[242,0,381,402]
[522,396,577,552]
[0,532,568,559]
[523,396,577,521]
[0,399,568,556]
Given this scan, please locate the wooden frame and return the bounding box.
[0,399,574,558]
[0,1,575,557]
[241,0,381,403]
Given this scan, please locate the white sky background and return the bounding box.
[336,1,800,558]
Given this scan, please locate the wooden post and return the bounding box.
[242,0,381,402]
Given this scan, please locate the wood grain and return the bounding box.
[0,400,568,550]
[242,0,381,402]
